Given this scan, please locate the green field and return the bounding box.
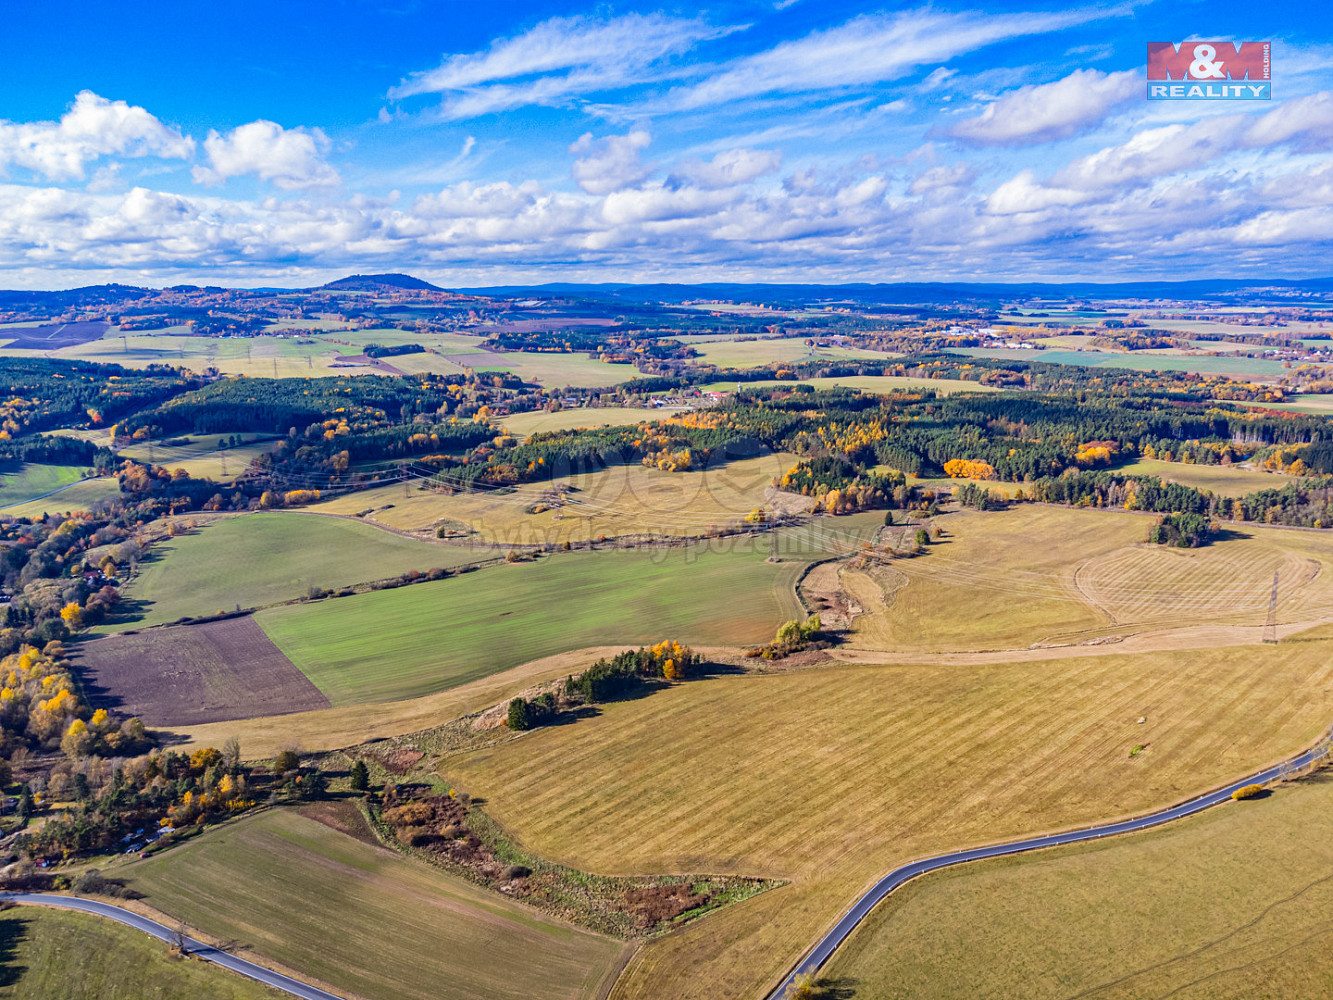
[690,339,899,369]
[121,808,626,1000]
[0,906,284,999]
[98,513,493,630]
[256,537,815,705]
[1229,393,1333,414]
[955,347,1293,377]
[825,773,1333,999]
[0,463,86,508]
[473,351,638,387]
[117,432,280,482]
[0,475,122,518]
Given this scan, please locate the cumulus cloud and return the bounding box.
[390,14,730,119]
[908,162,974,195]
[672,148,781,189]
[570,129,654,195]
[192,121,339,190]
[0,90,193,181]
[948,69,1137,145]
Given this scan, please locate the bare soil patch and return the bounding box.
[75,616,330,726]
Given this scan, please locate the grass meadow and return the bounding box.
[824,771,1333,999]
[0,462,86,507]
[443,636,1333,1000]
[1117,457,1298,497]
[843,505,1333,653]
[122,808,626,1000]
[255,539,806,705]
[499,406,675,438]
[0,475,121,518]
[0,906,285,1000]
[473,351,638,387]
[310,451,801,543]
[97,512,491,630]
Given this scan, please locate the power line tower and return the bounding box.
[1263,571,1279,644]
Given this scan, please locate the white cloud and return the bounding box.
[986,170,1089,214]
[192,121,339,190]
[0,90,193,181]
[390,14,731,119]
[662,7,1119,111]
[1243,91,1333,149]
[908,163,974,195]
[672,148,781,189]
[948,69,1137,145]
[570,129,654,195]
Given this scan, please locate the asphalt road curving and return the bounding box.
[765,741,1326,999]
[0,893,346,1000]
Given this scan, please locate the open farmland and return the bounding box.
[499,406,676,438]
[824,769,1333,1000]
[443,636,1333,1000]
[118,432,281,481]
[1117,456,1298,496]
[310,451,801,543]
[254,539,808,705]
[0,906,285,1000]
[0,474,122,517]
[0,462,86,507]
[689,338,899,369]
[76,615,329,726]
[699,374,998,395]
[472,351,638,387]
[121,808,627,1000]
[955,346,1292,378]
[98,512,495,630]
[842,505,1333,653]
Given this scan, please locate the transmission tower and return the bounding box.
[1263,571,1279,644]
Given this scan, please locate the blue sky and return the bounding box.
[1,1,1331,287]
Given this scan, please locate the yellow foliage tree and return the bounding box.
[59,603,83,629]
[942,459,995,480]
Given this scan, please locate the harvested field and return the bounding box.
[500,406,677,438]
[309,451,799,542]
[76,616,329,726]
[845,507,1333,652]
[97,512,494,630]
[121,809,628,1000]
[444,638,1333,1000]
[699,375,997,395]
[824,769,1333,999]
[472,351,638,387]
[1118,457,1298,497]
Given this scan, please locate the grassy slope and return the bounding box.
[310,452,800,542]
[499,407,672,438]
[442,639,1333,1000]
[1118,457,1298,497]
[0,906,284,999]
[0,476,121,518]
[121,809,625,1000]
[0,463,85,507]
[825,774,1333,999]
[845,506,1333,652]
[256,541,797,705]
[99,513,491,630]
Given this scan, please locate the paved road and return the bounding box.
[765,743,1326,999]
[0,893,346,1000]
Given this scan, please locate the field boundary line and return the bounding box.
[763,724,1333,999]
[0,892,354,1000]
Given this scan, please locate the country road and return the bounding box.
[763,740,1327,998]
[0,893,346,1000]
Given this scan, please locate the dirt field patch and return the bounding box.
[75,616,329,727]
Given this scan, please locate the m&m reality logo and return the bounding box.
[1147,42,1271,100]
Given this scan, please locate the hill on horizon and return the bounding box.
[318,273,443,292]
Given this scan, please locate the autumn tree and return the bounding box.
[273,749,300,775]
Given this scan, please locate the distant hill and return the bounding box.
[457,279,1333,306]
[318,273,443,292]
